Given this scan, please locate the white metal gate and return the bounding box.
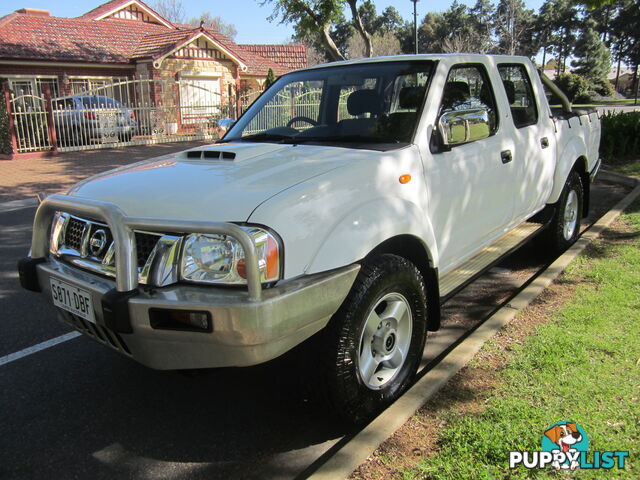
[5,78,237,154]
[8,93,52,153]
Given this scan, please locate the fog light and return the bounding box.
[149,309,212,332]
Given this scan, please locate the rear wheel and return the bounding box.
[314,254,428,424]
[542,170,584,253]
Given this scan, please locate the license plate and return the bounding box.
[50,277,96,323]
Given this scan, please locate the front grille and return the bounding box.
[136,232,160,267]
[65,217,86,251]
[55,213,165,284]
[58,309,131,356]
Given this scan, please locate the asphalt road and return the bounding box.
[0,175,631,480]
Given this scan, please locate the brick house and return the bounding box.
[0,0,306,104]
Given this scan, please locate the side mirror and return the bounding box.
[437,108,491,147]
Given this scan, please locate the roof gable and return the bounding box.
[136,29,248,71]
[78,0,174,28]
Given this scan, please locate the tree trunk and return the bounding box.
[602,6,610,46]
[321,24,346,62]
[542,47,547,68]
[614,54,622,92]
[346,0,373,57]
[634,64,639,106]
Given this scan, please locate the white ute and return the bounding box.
[20,54,601,422]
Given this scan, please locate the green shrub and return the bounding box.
[574,92,593,104]
[593,77,615,97]
[599,111,640,161]
[553,73,590,102]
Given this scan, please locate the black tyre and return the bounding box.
[542,170,584,253]
[316,254,428,424]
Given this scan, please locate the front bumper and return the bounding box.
[32,258,359,370]
[19,193,360,370]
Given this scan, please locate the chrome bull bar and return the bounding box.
[31,194,263,301]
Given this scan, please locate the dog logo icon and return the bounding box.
[510,421,628,470]
[542,421,589,470]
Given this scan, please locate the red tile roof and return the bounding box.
[132,29,196,59]
[206,31,296,76]
[240,44,307,71]
[0,3,307,76]
[0,14,167,63]
[78,0,167,22]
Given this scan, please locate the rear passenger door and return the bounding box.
[424,64,519,272]
[497,64,555,222]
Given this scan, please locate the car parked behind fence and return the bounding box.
[53,95,137,148]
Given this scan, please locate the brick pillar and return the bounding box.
[3,82,18,155]
[42,84,58,153]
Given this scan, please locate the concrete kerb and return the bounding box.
[306,176,640,480]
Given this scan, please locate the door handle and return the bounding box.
[541,137,549,148]
[501,150,512,164]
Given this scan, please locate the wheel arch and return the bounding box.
[549,135,591,214]
[366,234,441,332]
[573,156,590,218]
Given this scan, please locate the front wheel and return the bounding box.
[315,254,428,424]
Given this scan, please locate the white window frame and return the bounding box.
[6,75,59,98]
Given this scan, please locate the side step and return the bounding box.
[439,222,545,302]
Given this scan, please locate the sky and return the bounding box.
[0,0,547,44]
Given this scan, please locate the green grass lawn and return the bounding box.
[574,98,639,107]
[402,198,640,480]
[609,160,640,178]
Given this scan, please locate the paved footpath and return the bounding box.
[0,141,208,204]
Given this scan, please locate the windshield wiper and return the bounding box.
[283,135,401,145]
[224,133,293,143]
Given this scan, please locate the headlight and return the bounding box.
[49,211,65,255]
[180,227,281,285]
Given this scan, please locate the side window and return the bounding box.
[439,65,498,135]
[498,64,538,128]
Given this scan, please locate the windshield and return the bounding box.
[223,60,434,149]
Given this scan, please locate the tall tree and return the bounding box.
[375,6,404,33]
[187,13,238,39]
[611,0,640,100]
[572,18,611,85]
[153,0,185,23]
[535,0,557,66]
[265,0,374,61]
[547,0,579,74]
[470,0,495,53]
[347,31,402,58]
[412,1,492,54]
[493,0,536,55]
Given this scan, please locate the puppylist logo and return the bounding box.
[509,421,630,471]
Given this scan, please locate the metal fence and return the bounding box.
[241,88,353,135]
[3,80,358,155]
[3,78,238,154]
[8,93,52,153]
